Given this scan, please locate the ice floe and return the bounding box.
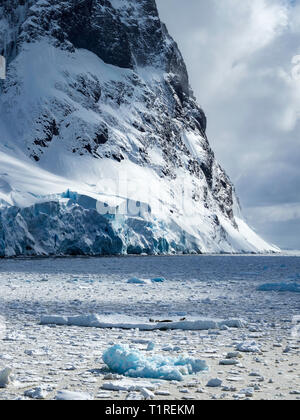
[102,379,160,392]
[40,314,244,331]
[236,341,261,353]
[102,345,208,381]
[1,255,300,400]
[55,390,93,400]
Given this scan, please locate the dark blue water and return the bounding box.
[0,254,299,284]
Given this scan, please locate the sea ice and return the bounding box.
[102,345,208,381]
[24,387,50,400]
[40,314,244,331]
[102,379,160,392]
[239,387,254,397]
[140,388,155,400]
[126,392,144,400]
[55,390,93,400]
[236,341,261,353]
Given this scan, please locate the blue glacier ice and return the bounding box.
[102,345,208,381]
[257,283,300,293]
[151,277,165,283]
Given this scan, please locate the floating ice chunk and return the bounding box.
[155,390,171,396]
[66,314,102,327]
[218,319,245,328]
[24,387,50,400]
[55,390,93,400]
[0,367,12,388]
[206,378,222,387]
[102,345,208,381]
[219,360,239,366]
[227,376,244,382]
[41,314,244,331]
[140,388,155,400]
[257,283,300,293]
[103,373,123,380]
[147,342,155,351]
[162,346,181,352]
[102,379,159,392]
[127,278,152,285]
[290,390,300,395]
[226,352,242,359]
[126,392,144,400]
[151,278,165,283]
[97,392,112,399]
[131,339,151,344]
[239,387,254,397]
[236,341,261,353]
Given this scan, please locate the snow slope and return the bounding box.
[0,0,279,256]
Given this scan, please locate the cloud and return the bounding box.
[156,0,300,249]
[246,202,300,223]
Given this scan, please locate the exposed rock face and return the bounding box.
[0,0,277,256]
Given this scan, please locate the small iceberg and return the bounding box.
[127,278,152,285]
[257,283,300,293]
[236,341,261,353]
[55,390,93,400]
[127,277,165,285]
[151,277,165,283]
[102,345,208,381]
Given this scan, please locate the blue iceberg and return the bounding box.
[151,277,165,283]
[257,282,300,293]
[102,345,208,381]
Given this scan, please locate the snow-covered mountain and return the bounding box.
[0,0,278,256]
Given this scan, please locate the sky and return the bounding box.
[156,0,300,250]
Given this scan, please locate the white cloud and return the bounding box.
[246,202,300,223]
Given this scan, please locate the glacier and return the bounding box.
[0,0,279,256]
